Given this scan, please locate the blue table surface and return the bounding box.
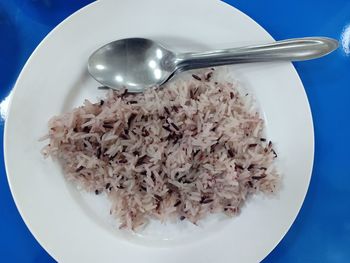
[1,0,349,262]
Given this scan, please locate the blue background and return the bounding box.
[0,0,349,262]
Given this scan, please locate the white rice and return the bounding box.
[42,68,279,230]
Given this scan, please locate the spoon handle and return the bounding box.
[175,37,338,70]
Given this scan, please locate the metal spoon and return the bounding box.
[88,37,338,92]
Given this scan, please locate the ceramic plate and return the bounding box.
[4,0,314,262]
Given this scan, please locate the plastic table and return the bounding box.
[0,1,349,262]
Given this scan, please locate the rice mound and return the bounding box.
[42,69,279,230]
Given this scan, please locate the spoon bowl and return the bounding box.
[88,38,176,92]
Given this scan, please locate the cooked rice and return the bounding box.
[42,69,279,230]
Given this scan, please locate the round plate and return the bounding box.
[4,0,314,262]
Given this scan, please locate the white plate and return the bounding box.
[4,0,314,262]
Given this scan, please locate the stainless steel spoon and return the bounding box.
[88,37,338,92]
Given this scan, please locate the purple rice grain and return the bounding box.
[172,105,179,113]
[174,200,181,207]
[235,164,244,170]
[272,149,278,158]
[103,124,113,129]
[164,107,170,115]
[162,125,172,132]
[228,149,235,158]
[170,122,180,131]
[252,174,267,180]
[75,166,84,172]
[127,113,137,127]
[247,164,255,171]
[119,133,129,140]
[200,198,214,204]
[205,72,213,81]
[136,155,148,166]
[192,74,202,81]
